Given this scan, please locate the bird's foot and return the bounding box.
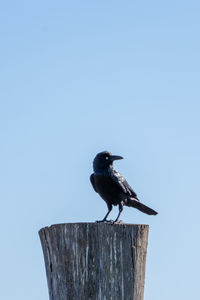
[105,219,114,223]
[107,219,124,225]
[95,219,114,224]
[95,219,112,223]
[103,219,117,225]
[114,219,123,224]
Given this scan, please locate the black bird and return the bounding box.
[90,151,158,223]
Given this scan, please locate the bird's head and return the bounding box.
[93,151,123,172]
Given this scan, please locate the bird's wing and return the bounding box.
[112,170,139,199]
[90,173,98,192]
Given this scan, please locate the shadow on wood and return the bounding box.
[39,223,149,300]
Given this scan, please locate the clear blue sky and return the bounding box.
[1,1,200,299]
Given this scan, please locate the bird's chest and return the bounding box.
[94,174,121,205]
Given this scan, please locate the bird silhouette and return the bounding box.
[90,151,158,223]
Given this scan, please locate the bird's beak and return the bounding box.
[110,155,123,161]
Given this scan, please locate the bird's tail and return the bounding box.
[126,198,158,215]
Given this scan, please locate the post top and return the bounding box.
[39,222,149,234]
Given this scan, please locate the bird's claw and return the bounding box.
[95,219,114,224]
[105,219,114,223]
[114,220,123,224]
[95,219,123,224]
[105,219,118,225]
[108,219,124,225]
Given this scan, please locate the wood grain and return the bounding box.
[39,223,149,300]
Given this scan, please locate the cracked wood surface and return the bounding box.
[39,223,149,300]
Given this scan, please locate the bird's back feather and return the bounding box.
[112,170,138,199]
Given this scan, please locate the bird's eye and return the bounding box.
[105,156,109,160]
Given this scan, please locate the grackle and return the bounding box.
[90,151,158,223]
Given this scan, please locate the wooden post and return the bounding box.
[39,223,149,300]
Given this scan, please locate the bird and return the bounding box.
[90,151,158,223]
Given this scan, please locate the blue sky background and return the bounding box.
[1,1,200,299]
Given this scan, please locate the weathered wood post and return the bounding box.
[39,223,149,300]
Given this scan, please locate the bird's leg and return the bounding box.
[114,202,124,223]
[96,204,112,223]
